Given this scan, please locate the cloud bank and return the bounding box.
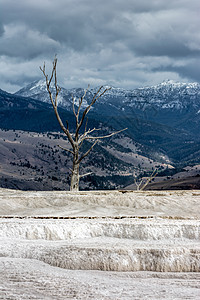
[0,0,200,92]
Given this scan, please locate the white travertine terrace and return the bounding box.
[0,189,199,299]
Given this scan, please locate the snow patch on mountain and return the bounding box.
[29,79,47,91]
[15,79,200,113]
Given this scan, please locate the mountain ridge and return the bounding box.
[1,80,200,190]
[15,79,200,135]
[15,79,200,110]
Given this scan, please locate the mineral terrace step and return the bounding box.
[0,218,199,240]
[0,237,199,272]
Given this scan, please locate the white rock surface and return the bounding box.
[0,218,199,272]
[1,257,200,300]
[0,189,200,299]
[0,189,200,217]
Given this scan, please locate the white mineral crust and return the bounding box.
[0,189,199,299]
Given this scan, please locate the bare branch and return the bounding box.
[58,145,73,154]
[91,86,111,106]
[72,95,77,119]
[54,59,61,107]
[78,140,98,163]
[140,169,158,191]
[77,86,111,133]
[49,58,56,87]
[77,84,90,119]
[78,118,89,148]
[134,178,144,191]
[40,61,56,109]
[84,118,88,135]
[85,127,101,135]
[78,127,101,145]
[40,59,75,149]
[134,169,158,191]
[79,172,93,178]
[74,85,90,141]
[40,57,60,108]
[85,128,127,140]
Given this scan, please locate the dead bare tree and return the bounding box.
[40,57,127,191]
[134,169,158,191]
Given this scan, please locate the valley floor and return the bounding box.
[0,189,199,299]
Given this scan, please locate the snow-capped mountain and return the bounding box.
[95,79,200,112]
[123,80,200,111]
[15,79,200,136]
[15,79,200,112]
[15,79,73,109]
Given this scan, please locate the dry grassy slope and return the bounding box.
[146,176,200,190]
[0,129,168,190]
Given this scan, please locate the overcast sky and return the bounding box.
[0,0,200,92]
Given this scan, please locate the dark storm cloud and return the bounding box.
[0,0,200,92]
[1,0,199,55]
[153,59,200,82]
[176,61,200,82]
[0,24,59,59]
[131,32,200,58]
[0,23,4,37]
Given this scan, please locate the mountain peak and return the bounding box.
[29,79,47,90]
[161,79,181,85]
[154,79,200,89]
[15,79,48,96]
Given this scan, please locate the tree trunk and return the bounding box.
[41,59,126,192]
[70,162,80,191]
